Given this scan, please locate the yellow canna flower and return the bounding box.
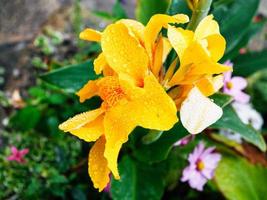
[59,14,187,191]
[167,15,230,89]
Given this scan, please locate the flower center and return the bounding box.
[196,160,205,171]
[98,77,125,108]
[226,81,233,89]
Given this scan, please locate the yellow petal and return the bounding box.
[103,74,178,178]
[117,19,145,43]
[206,34,226,62]
[104,99,137,179]
[79,28,102,42]
[94,53,108,75]
[195,15,220,40]
[167,26,194,59]
[163,58,178,85]
[162,37,172,63]
[101,23,148,83]
[180,87,222,134]
[59,108,104,132]
[70,115,104,142]
[151,36,164,78]
[88,136,110,191]
[76,80,99,103]
[144,14,189,59]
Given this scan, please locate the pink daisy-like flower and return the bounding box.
[223,61,250,103]
[181,143,221,191]
[7,146,29,163]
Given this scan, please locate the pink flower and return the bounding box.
[181,143,221,191]
[7,146,29,163]
[223,61,250,103]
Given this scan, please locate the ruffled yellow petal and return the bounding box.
[206,34,226,62]
[103,74,178,179]
[194,15,220,40]
[79,28,102,42]
[88,136,110,191]
[59,108,104,132]
[117,19,145,43]
[144,14,189,59]
[70,115,104,142]
[76,80,99,103]
[167,26,194,59]
[101,23,149,83]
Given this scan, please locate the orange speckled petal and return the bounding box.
[70,115,104,142]
[102,23,148,82]
[76,80,99,103]
[144,14,189,59]
[79,28,102,42]
[59,108,104,132]
[88,136,110,192]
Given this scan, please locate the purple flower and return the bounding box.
[7,146,29,163]
[223,61,250,103]
[181,143,221,191]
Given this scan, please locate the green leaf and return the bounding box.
[248,69,267,114]
[210,92,233,107]
[211,105,266,151]
[224,20,266,61]
[112,0,127,19]
[136,0,171,24]
[111,156,165,200]
[233,50,267,77]
[168,0,192,15]
[133,123,189,163]
[11,106,41,131]
[40,60,99,93]
[213,0,259,53]
[215,154,267,200]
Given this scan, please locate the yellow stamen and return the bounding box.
[226,81,233,89]
[197,160,205,171]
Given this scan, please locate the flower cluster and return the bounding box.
[59,14,230,191]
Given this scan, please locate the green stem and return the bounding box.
[186,0,213,30]
[142,130,163,144]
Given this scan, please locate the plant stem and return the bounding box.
[186,0,213,30]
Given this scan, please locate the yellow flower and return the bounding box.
[59,14,185,191]
[164,15,231,135]
[167,15,230,91]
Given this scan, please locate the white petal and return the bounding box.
[180,87,223,134]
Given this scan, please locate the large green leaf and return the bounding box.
[136,0,171,24]
[215,154,267,200]
[40,60,99,93]
[210,92,233,107]
[111,156,165,200]
[233,50,267,77]
[213,0,259,53]
[132,123,189,163]
[211,105,266,151]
